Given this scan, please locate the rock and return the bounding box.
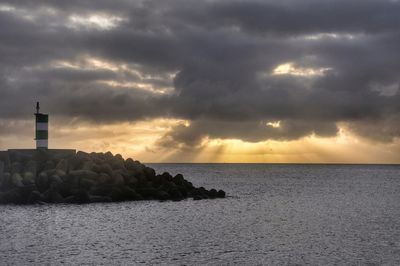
[44,160,55,171]
[54,169,67,178]
[43,189,64,203]
[120,187,141,201]
[48,174,64,192]
[82,161,95,171]
[208,189,217,198]
[217,190,226,198]
[172,174,185,186]
[104,151,114,161]
[80,178,96,190]
[89,195,112,203]
[111,187,124,202]
[144,167,156,179]
[25,160,37,175]
[161,172,173,182]
[97,163,113,176]
[111,154,125,170]
[1,189,21,204]
[193,195,202,200]
[168,188,183,201]
[136,187,159,199]
[160,181,177,191]
[22,172,35,185]
[90,185,113,197]
[64,196,76,204]
[191,187,209,200]
[36,171,49,192]
[69,170,98,181]
[125,158,145,174]
[76,151,91,161]
[74,189,90,204]
[114,168,129,178]
[11,162,22,174]
[11,173,24,187]
[27,190,42,204]
[2,172,11,188]
[0,153,10,172]
[55,159,68,173]
[0,161,4,185]
[96,173,110,185]
[125,176,138,186]
[155,190,170,201]
[111,171,124,185]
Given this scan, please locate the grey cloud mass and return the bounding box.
[0,0,399,146]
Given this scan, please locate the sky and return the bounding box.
[0,0,399,163]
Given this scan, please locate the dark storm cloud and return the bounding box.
[0,0,399,146]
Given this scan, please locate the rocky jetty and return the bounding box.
[0,150,225,204]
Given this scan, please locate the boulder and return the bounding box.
[155,190,170,201]
[111,171,124,185]
[124,175,138,186]
[89,195,112,203]
[96,173,110,185]
[82,161,95,171]
[43,189,64,203]
[2,172,11,189]
[111,154,125,170]
[55,159,68,173]
[54,169,67,178]
[73,189,90,204]
[144,167,156,179]
[0,161,4,185]
[208,189,218,198]
[160,172,173,182]
[168,188,184,201]
[69,170,98,181]
[44,160,55,171]
[27,190,43,204]
[217,190,226,198]
[120,187,141,201]
[110,187,124,202]
[104,151,114,161]
[36,171,49,192]
[173,174,185,185]
[11,173,24,187]
[76,151,91,161]
[22,172,35,185]
[11,162,22,174]
[125,158,145,173]
[136,187,159,199]
[90,185,113,197]
[80,178,96,190]
[1,189,21,204]
[97,163,113,176]
[25,160,37,175]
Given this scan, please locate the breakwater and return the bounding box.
[0,149,225,204]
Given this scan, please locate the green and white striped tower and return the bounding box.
[35,102,48,149]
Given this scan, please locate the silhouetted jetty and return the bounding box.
[0,149,225,204]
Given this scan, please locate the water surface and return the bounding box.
[1,164,400,265]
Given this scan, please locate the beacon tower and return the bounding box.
[35,102,48,149]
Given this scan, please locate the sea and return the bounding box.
[1,164,400,265]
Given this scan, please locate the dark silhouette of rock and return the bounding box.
[0,150,226,204]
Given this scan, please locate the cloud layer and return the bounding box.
[0,0,399,149]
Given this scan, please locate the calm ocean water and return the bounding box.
[1,164,400,265]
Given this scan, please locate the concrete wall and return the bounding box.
[0,149,76,163]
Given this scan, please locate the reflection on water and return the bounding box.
[1,164,400,265]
